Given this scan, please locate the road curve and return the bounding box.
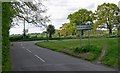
[10,41,117,71]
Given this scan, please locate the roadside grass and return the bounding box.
[73,45,101,61]
[101,38,118,68]
[35,38,118,68]
[0,42,1,72]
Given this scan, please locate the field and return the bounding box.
[36,38,118,68]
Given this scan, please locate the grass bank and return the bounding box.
[35,38,118,68]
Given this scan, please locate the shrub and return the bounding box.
[9,35,22,41]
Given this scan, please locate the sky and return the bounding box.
[9,0,119,35]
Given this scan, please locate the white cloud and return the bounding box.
[86,3,95,10]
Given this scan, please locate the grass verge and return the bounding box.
[35,38,118,68]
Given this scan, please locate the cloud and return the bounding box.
[51,19,69,29]
[86,3,95,9]
[43,0,68,7]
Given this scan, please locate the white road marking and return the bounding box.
[26,49,32,53]
[35,55,45,62]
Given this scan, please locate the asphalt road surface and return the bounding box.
[10,41,117,71]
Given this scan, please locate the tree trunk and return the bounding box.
[117,26,120,37]
[23,19,26,39]
[46,33,49,42]
[109,28,112,35]
[49,33,52,39]
[58,33,60,40]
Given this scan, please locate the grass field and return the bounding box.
[36,38,118,68]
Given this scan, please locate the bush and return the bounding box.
[9,35,22,41]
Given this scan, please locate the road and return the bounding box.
[10,41,117,71]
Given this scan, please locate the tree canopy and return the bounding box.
[94,3,119,35]
[59,23,76,36]
[47,24,55,38]
[67,9,93,25]
[67,9,93,35]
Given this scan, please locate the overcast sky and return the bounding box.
[10,0,119,35]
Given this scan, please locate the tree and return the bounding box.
[110,8,120,35]
[94,3,119,35]
[47,25,55,38]
[59,23,76,37]
[60,23,69,36]
[11,1,50,38]
[67,9,93,35]
[66,23,76,35]
[12,2,50,27]
[55,30,61,39]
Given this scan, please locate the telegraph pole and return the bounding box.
[23,19,26,39]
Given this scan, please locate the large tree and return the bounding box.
[68,9,93,24]
[47,25,55,38]
[94,3,119,35]
[67,9,93,35]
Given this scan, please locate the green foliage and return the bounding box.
[47,24,55,38]
[67,9,93,25]
[2,2,16,71]
[10,35,77,41]
[95,3,119,35]
[0,2,2,72]
[59,23,77,37]
[9,35,23,41]
[67,9,93,36]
